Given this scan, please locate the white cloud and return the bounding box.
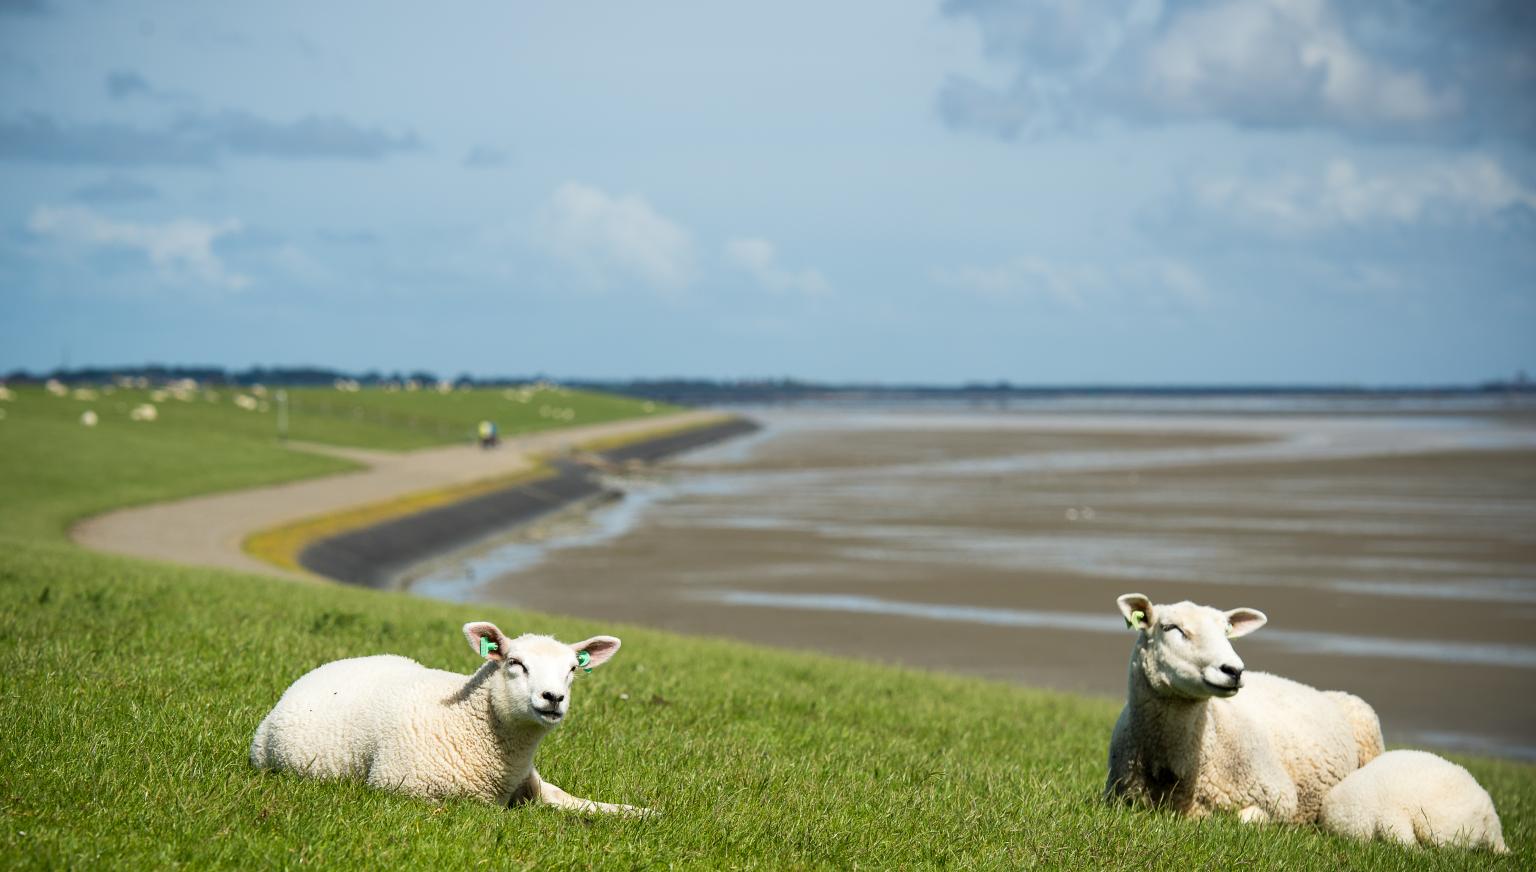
[935,254,1213,308]
[1194,156,1536,233]
[940,0,1478,140]
[1152,259,1211,306]
[26,204,249,289]
[934,255,1095,305]
[539,182,696,293]
[1138,0,1454,128]
[724,237,831,297]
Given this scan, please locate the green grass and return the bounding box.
[0,383,676,455]
[0,386,1530,869]
[281,383,678,449]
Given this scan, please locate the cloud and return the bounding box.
[1152,259,1211,306]
[0,110,421,165]
[72,176,159,203]
[106,71,152,100]
[27,205,249,289]
[934,255,1094,305]
[539,183,696,293]
[189,110,421,159]
[0,0,48,15]
[463,145,512,169]
[1193,156,1536,234]
[939,0,1530,141]
[935,254,1212,308]
[723,237,831,296]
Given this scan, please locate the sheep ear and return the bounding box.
[1224,608,1266,638]
[570,635,620,669]
[463,621,510,661]
[1117,594,1153,631]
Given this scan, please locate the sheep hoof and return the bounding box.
[1238,806,1271,824]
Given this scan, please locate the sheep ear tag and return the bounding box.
[1126,609,1146,630]
[480,636,498,658]
[576,650,592,673]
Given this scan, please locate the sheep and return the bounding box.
[249,621,649,816]
[1104,593,1383,824]
[129,403,158,422]
[1320,750,1509,853]
[80,410,98,427]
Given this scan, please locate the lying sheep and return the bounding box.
[250,621,649,816]
[1320,750,1508,853]
[1104,594,1383,824]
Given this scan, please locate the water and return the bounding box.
[405,402,1536,757]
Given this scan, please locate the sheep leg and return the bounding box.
[536,777,652,817]
[1238,806,1271,824]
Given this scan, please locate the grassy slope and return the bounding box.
[0,389,1529,869]
[282,385,679,449]
[2,384,677,453]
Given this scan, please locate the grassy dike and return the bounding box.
[1,389,1531,869]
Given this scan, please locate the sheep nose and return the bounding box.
[1219,664,1244,681]
[541,691,565,704]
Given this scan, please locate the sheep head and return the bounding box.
[463,622,620,727]
[1117,594,1266,701]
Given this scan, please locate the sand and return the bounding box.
[432,409,1536,759]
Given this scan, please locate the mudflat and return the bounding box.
[423,409,1536,759]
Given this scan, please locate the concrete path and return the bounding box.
[70,410,726,581]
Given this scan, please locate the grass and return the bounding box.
[240,413,733,573]
[0,386,1531,869]
[0,383,677,454]
[280,383,679,449]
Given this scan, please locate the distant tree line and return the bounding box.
[3,364,1531,404]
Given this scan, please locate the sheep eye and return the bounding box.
[506,658,526,673]
[1162,624,1184,637]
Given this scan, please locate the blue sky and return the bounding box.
[2,0,1532,384]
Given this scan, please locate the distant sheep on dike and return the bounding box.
[1104,593,1383,824]
[1321,750,1508,853]
[250,622,650,816]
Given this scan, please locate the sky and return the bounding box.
[1,0,1533,384]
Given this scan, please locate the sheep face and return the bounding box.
[462,622,621,728]
[1117,594,1266,701]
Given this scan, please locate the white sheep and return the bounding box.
[1104,594,1383,824]
[80,410,98,427]
[249,622,648,816]
[129,403,158,422]
[1320,750,1509,853]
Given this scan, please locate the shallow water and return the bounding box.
[406,404,1536,757]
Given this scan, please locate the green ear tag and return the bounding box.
[576,650,592,673]
[480,636,498,658]
[1126,609,1146,629]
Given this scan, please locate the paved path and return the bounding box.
[70,410,727,581]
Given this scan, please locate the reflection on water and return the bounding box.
[408,404,1536,759]
[698,590,1536,670]
[414,408,1536,612]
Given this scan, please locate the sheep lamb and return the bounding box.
[1104,593,1383,824]
[1320,749,1508,853]
[249,621,649,816]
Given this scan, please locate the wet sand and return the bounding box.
[411,408,1536,759]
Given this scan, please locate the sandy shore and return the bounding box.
[425,409,1536,759]
[70,409,727,578]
